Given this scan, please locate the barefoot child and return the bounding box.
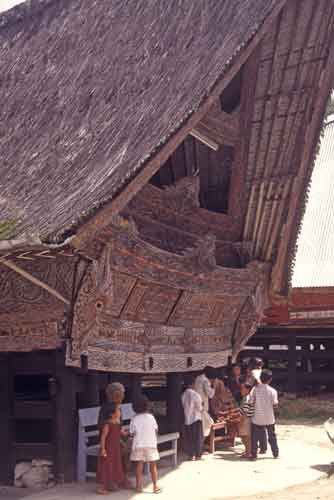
[97,402,125,494]
[130,396,161,494]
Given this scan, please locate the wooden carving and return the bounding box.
[231,297,258,360]
[0,320,60,351]
[182,233,216,272]
[0,258,73,316]
[71,245,114,359]
[163,176,200,214]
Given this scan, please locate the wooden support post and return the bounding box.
[130,374,142,402]
[0,354,12,484]
[55,349,77,483]
[287,335,297,394]
[84,371,100,407]
[167,373,183,433]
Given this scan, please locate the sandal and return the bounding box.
[154,487,162,494]
[96,489,109,495]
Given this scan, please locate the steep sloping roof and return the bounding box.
[0,0,282,240]
[292,119,334,287]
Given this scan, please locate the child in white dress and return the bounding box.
[130,396,161,493]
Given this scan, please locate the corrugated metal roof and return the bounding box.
[292,119,334,287]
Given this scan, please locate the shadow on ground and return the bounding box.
[311,463,334,477]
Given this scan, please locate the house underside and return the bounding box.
[1,0,334,484]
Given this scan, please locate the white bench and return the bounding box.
[77,404,179,482]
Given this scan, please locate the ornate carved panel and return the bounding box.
[120,281,180,323]
[0,319,60,352]
[168,293,242,328]
[232,296,259,359]
[111,272,137,316]
[68,225,270,372]
[103,225,262,296]
[126,183,239,241]
[0,257,74,316]
[67,320,232,373]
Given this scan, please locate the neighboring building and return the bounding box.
[0,0,333,484]
[243,118,334,393]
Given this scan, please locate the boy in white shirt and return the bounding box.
[130,396,160,493]
[249,369,279,460]
[182,376,204,460]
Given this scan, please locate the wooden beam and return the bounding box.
[130,374,142,402]
[72,0,287,252]
[84,371,100,406]
[55,349,77,483]
[189,128,219,151]
[190,106,239,150]
[200,111,239,146]
[166,373,184,433]
[0,257,70,305]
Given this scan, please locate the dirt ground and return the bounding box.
[3,395,334,500]
[226,476,334,500]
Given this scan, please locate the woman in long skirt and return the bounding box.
[97,403,125,494]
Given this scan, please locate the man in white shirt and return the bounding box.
[249,369,279,460]
[182,376,204,460]
[194,367,215,437]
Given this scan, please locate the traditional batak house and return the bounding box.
[0,0,334,484]
[244,117,334,393]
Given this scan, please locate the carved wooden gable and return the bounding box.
[0,253,74,352]
[68,221,269,373]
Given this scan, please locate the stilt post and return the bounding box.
[0,354,12,484]
[55,348,77,483]
[167,373,183,433]
[287,334,297,394]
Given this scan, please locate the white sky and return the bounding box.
[0,0,23,13]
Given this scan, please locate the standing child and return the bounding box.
[237,381,254,458]
[249,369,279,460]
[130,396,161,494]
[97,402,125,494]
[182,376,204,461]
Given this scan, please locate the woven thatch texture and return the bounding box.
[242,0,334,273]
[0,0,281,240]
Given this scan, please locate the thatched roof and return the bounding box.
[0,0,282,240]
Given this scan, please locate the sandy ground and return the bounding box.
[3,422,334,500]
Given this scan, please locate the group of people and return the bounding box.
[95,357,279,495]
[96,383,161,495]
[182,358,279,461]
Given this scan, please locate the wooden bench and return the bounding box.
[209,420,233,453]
[77,405,179,481]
